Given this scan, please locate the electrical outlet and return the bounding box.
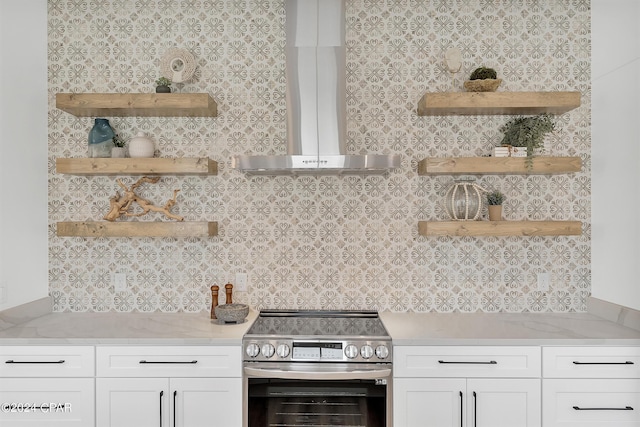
[235,273,248,292]
[536,272,550,292]
[114,273,127,292]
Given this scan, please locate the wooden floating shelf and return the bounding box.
[57,221,218,238]
[417,91,581,116]
[418,156,582,175]
[56,93,217,117]
[418,221,582,237]
[56,157,218,175]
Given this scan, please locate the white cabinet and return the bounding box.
[542,346,640,427]
[95,346,242,427]
[0,346,95,427]
[97,377,241,427]
[394,346,541,427]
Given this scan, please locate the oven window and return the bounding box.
[248,378,386,427]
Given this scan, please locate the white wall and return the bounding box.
[591,0,640,310]
[0,0,637,313]
[0,0,49,310]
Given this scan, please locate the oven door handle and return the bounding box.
[244,366,391,380]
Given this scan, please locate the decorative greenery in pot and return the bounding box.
[486,190,505,221]
[486,190,505,206]
[112,134,126,148]
[155,77,172,93]
[464,66,501,92]
[111,134,127,158]
[499,113,555,168]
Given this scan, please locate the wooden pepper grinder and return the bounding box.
[225,283,233,305]
[210,285,219,319]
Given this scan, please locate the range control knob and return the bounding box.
[361,345,374,359]
[375,345,389,360]
[276,344,290,358]
[246,343,260,358]
[344,344,359,359]
[261,343,275,358]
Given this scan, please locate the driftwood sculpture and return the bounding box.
[104,176,184,222]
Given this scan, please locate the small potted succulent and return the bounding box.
[486,190,505,221]
[499,113,556,168]
[155,77,172,93]
[111,134,127,158]
[464,66,501,92]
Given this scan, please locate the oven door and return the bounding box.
[244,362,392,427]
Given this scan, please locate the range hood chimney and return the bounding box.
[232,0,400,175]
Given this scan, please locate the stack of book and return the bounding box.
[493,146,527,157]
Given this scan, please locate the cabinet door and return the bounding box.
[394,346,541,378]
[0,346,94,377]
[543,346,640,378]
[543,379,640,427]
[96,378,169,427]
[96,346,241,378]
[394,378,466,427]
[0,378,94,427]
[467,379,541,427]
[171,378,242,427]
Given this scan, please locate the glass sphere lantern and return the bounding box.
[444,179,486,220]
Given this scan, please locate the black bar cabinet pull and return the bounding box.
[139,360,198,364]
[173,390,177,427]
[459,391,463,427]
[573,405,633,411]
[572,361,634,365]
[438,360,497,365]
[159,390,164,427]
[473,391,477,427]
[5,359,65,364]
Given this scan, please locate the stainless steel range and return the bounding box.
[243,310,393,427]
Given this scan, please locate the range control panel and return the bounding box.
[243,339,391,363]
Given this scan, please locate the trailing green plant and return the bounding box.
[499,113,556,168]
[155,77,172,87]
[486,190,505,206]
[112,133,126,148]
[469,66,497,80]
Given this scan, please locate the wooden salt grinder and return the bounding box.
[225,283,233,305]
[210,285,219,319]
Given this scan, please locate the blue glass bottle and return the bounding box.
[88,118,115,158]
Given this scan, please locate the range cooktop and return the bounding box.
[244,310,389,338]
[242,310,392,363]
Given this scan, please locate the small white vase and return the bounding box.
[128,132,155,158]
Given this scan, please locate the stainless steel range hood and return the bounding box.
[231,0,400,175]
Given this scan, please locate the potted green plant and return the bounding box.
[463,66,501,92]
[486,190,505,221]
[499,113,555,168]
[155,77,172,93]
[111,134,127,158]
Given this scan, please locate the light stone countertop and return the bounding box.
[0,309,639,346]
[0,310,258,345]
[379,312,640,345]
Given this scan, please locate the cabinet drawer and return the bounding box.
[543,379,640,426]
[96,346,241,378]
[0,378,95,427]
[543,346,640,378]
[0,346,94,377]
[394,346,541,378]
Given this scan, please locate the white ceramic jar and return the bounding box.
[128,132,155,158]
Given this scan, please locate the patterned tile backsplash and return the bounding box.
[48,0,591,313]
